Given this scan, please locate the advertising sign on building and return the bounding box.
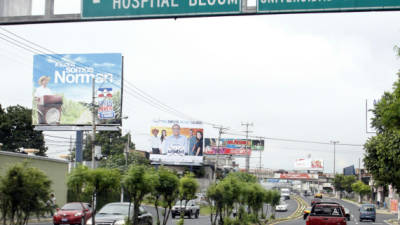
[32,53,123,127]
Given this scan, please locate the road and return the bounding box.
[277,195,397,225]
[28,197,299,225]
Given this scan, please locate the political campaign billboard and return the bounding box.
[32,53,123,127]
[204,138,253,156]
[149,120,204,164]
[294,158,324,171]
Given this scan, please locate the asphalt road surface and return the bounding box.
[277,195,397,225]
[28,197,299,225]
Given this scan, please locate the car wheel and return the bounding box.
[373,219,376,222]
[188,211,192,219]
[359,218,362,222]
[195,210,199,219]
[172,214,175,219]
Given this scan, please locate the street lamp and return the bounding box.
[330,141,339,176]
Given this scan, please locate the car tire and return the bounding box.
[188,211,192,219]
[373,219,376,222]
[195,210,199,219]
[359,218,362,222]
[172,214,175,219]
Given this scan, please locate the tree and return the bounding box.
[98,152,149,173]
[86,168,121,225]
[343,175,357,194]
[178,173,199,220]
[364,130,400,191]
[151,167,179,225]
[351,181,372,203]
[67,165,90,202]
[270,190,281,218]
[83,131,134,161]
[0,105,46,156]
[123,165,154,225]
[0,163,52,225]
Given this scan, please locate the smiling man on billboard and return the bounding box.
[161,124,188,155]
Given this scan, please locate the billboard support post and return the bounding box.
[75,130,83,164]
[91,77,96,169]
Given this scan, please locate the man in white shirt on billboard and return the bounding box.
[150,128,161,154]
[161,124,188,155]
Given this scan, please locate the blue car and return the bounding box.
[359,204,376,222]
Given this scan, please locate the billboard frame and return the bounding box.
[32,53,124,130]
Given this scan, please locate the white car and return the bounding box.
[275,202,288,212]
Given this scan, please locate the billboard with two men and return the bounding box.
[149,120,204,165]
[32,53,123,127]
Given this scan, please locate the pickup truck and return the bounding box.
[171,200,200,219]
[306,202,347,225]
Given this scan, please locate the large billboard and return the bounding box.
[149,120,204,165]
[204,138,257,156]
[294,158,324,171]
[32,53,123,126]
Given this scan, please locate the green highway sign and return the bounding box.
[258,0,400,13]
[82,0,241,18]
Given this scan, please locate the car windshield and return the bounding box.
[312,206,343,217]
[61,203,83,210]
[98,204,132,215]
[175,200,188,206]
[361,205,375,211]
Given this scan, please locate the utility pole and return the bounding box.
[213,125,229,181]
[241,122,253,173]
[91,77,97,169]
[330,141,339,176]
[358,158,361,181]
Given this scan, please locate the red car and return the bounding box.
[53,202,92,225]
[306,202,347,225]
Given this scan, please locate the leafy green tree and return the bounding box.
[0,162,52,225]
[151,167,179,225]
[351,181,371,203]
[270,190,281,217]
[364,130,400,192]
[0,105,46,156]
[83,131,134,161]
[86,168,121,225]
[343,175,357,193]
[67,165,90,202]
[98,152,149,173]
[178,173,199,222]
[123,165,154,225]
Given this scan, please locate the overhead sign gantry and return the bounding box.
[1,0,400,25]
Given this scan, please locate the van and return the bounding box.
[359,204,376,222]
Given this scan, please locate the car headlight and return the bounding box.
[114,220,125,225]
[54,212,58,216]
[75,212,83,217]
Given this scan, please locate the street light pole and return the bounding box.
[241,122,253,173]
[91,77,97,169]
[213,125,229,181]
[330,141,339,176]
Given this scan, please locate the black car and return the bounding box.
[86,202,152,225]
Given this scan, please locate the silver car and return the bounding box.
[87,202,152,225]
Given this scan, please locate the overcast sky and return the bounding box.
[1,1,399,173]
